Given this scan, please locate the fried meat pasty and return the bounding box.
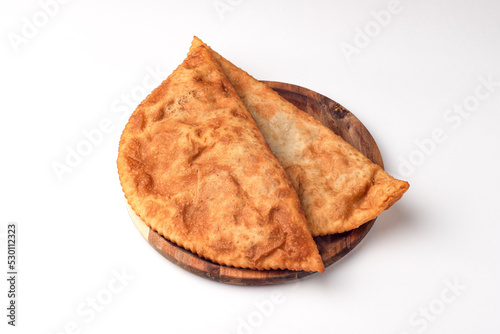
[118,44,325,272]
[190,37,409,236]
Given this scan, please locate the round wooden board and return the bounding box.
[127,81,384,286]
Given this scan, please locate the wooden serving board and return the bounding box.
[128,81,384,286]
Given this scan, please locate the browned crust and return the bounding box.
[117,44,324,272]
[191,37,409,236]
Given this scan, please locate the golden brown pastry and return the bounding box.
[191,37,409,236]
[117,44,325,272]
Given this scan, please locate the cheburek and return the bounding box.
[191,37,409,236]
[117,44,325,272]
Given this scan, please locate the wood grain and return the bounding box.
[127,81,383,285]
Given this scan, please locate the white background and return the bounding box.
[1,1,499,333]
